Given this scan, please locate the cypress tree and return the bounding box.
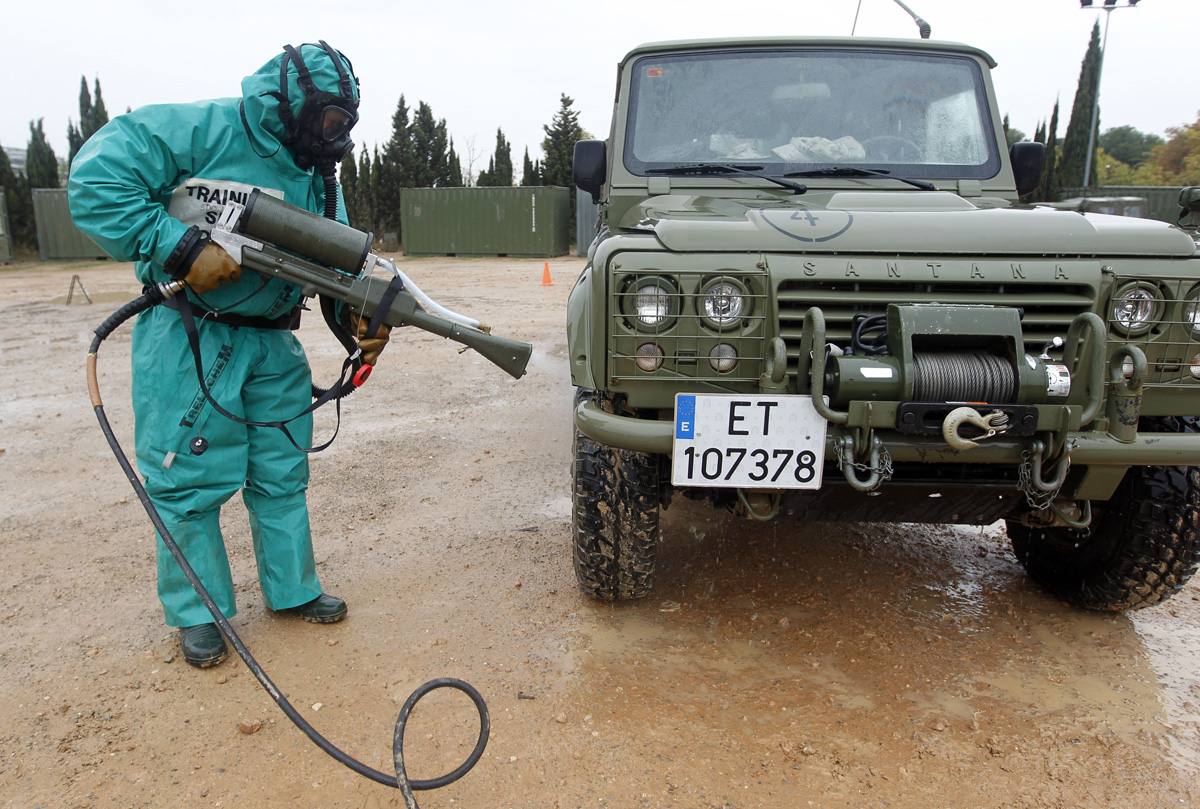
[339,150,358,226]
[485,128,512,186]
[407,102,441,188]
[26,119,60,189]
[379,96,412,234]
[541,94,586,238]
[540,94,585,189]
[89,77,109,136]
[370,146,384,237]
[68,76,111,168]
[67,77,92,166]
[521,147,540,186]
[477,156,496,187]
[356,148,375,235]
[1036,100,1061,202]
[429,118,451,187]
[446,139,464,187]
[0,143,34,249]
[1060,22,1102,188]
[1002,114,1026,148]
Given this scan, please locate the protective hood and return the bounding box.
[240,43,360,165]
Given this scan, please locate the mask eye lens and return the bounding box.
[321,107,354,140]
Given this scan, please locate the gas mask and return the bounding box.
[275,41,360,175]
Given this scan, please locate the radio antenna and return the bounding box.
[892,0,932,38]
[851,0,864,34]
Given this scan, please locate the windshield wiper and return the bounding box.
[646,163,807,195]
[785,166,935,191]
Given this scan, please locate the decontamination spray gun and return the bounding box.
[85,193,535,806]
[208,189,531,382]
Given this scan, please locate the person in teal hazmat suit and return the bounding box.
[68,42,389,668]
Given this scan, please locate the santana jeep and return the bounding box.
[566,37,1200,611]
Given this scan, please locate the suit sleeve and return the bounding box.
[67,109,193,276]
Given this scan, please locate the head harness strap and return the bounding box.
[317,39,355,99]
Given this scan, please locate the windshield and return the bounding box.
[624,49,1000,179]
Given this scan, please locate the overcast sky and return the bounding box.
[2,0,1193,177]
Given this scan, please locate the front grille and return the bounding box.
[1105,275,1200,389]
[777,279,1096,373]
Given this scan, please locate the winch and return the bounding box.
[823,304,1072,410]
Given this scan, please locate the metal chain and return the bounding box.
[839,440,894,483]
[1017,449,1059,511]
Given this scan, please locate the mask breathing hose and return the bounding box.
[86,280,490,807]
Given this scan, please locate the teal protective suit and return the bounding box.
[69,46,359,628]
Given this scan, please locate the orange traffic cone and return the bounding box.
[541,262,553,286]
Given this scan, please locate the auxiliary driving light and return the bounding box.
[709,343,738,373]
[635,342,664,371]
[1190,355,1200,380]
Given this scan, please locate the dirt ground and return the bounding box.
[1,256,1199,809]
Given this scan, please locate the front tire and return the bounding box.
[1006,416,1200,611]
[571,389,662,601]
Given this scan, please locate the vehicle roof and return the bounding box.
[619,37,998,68]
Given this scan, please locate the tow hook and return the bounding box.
[942,407,1011,451]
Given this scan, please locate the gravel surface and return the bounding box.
[1,256,1198,808]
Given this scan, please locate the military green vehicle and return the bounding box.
[566,36,1200,611]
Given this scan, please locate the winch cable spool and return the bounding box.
[83,164,493,808]
[911,351,1018,403]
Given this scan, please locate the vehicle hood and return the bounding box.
[627,192,1197,257]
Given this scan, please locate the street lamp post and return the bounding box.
[1080,0,1139,189]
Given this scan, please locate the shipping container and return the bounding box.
[1058,186,1182,224]
[400,186,570,257]
[33,188,106,260]
[576,189,601,257]
[0,190,12,263]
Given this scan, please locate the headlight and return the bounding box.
[1111,282,1162,336]
[700,277,749,329]
[1183,287,1200,336]
[625,277,677,330]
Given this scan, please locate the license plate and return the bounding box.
[672,394,827,490]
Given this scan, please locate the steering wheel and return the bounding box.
[861,135,922,162]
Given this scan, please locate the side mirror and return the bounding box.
[573,140,607,203]
[1010,142,1045,198]
[1179,187,1200,216]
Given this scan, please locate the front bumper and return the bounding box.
[574,398,1200,466]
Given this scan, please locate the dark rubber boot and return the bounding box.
[180,623,228,668]
[287,593,347,624]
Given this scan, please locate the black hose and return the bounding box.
[322,168,339,220]
[88,292,489,807]
[850,313,889,356]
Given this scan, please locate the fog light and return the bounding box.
[709,343,738,373]
[635,342,664,371]
[1190,355,1200,380]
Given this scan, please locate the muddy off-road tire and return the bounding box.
[1007,416,1200,611]
[571,389,662,601]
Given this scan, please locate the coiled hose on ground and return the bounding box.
[86,281,489,808]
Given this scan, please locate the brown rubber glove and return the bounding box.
[349,312,391,366]
[184,242,242,294]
